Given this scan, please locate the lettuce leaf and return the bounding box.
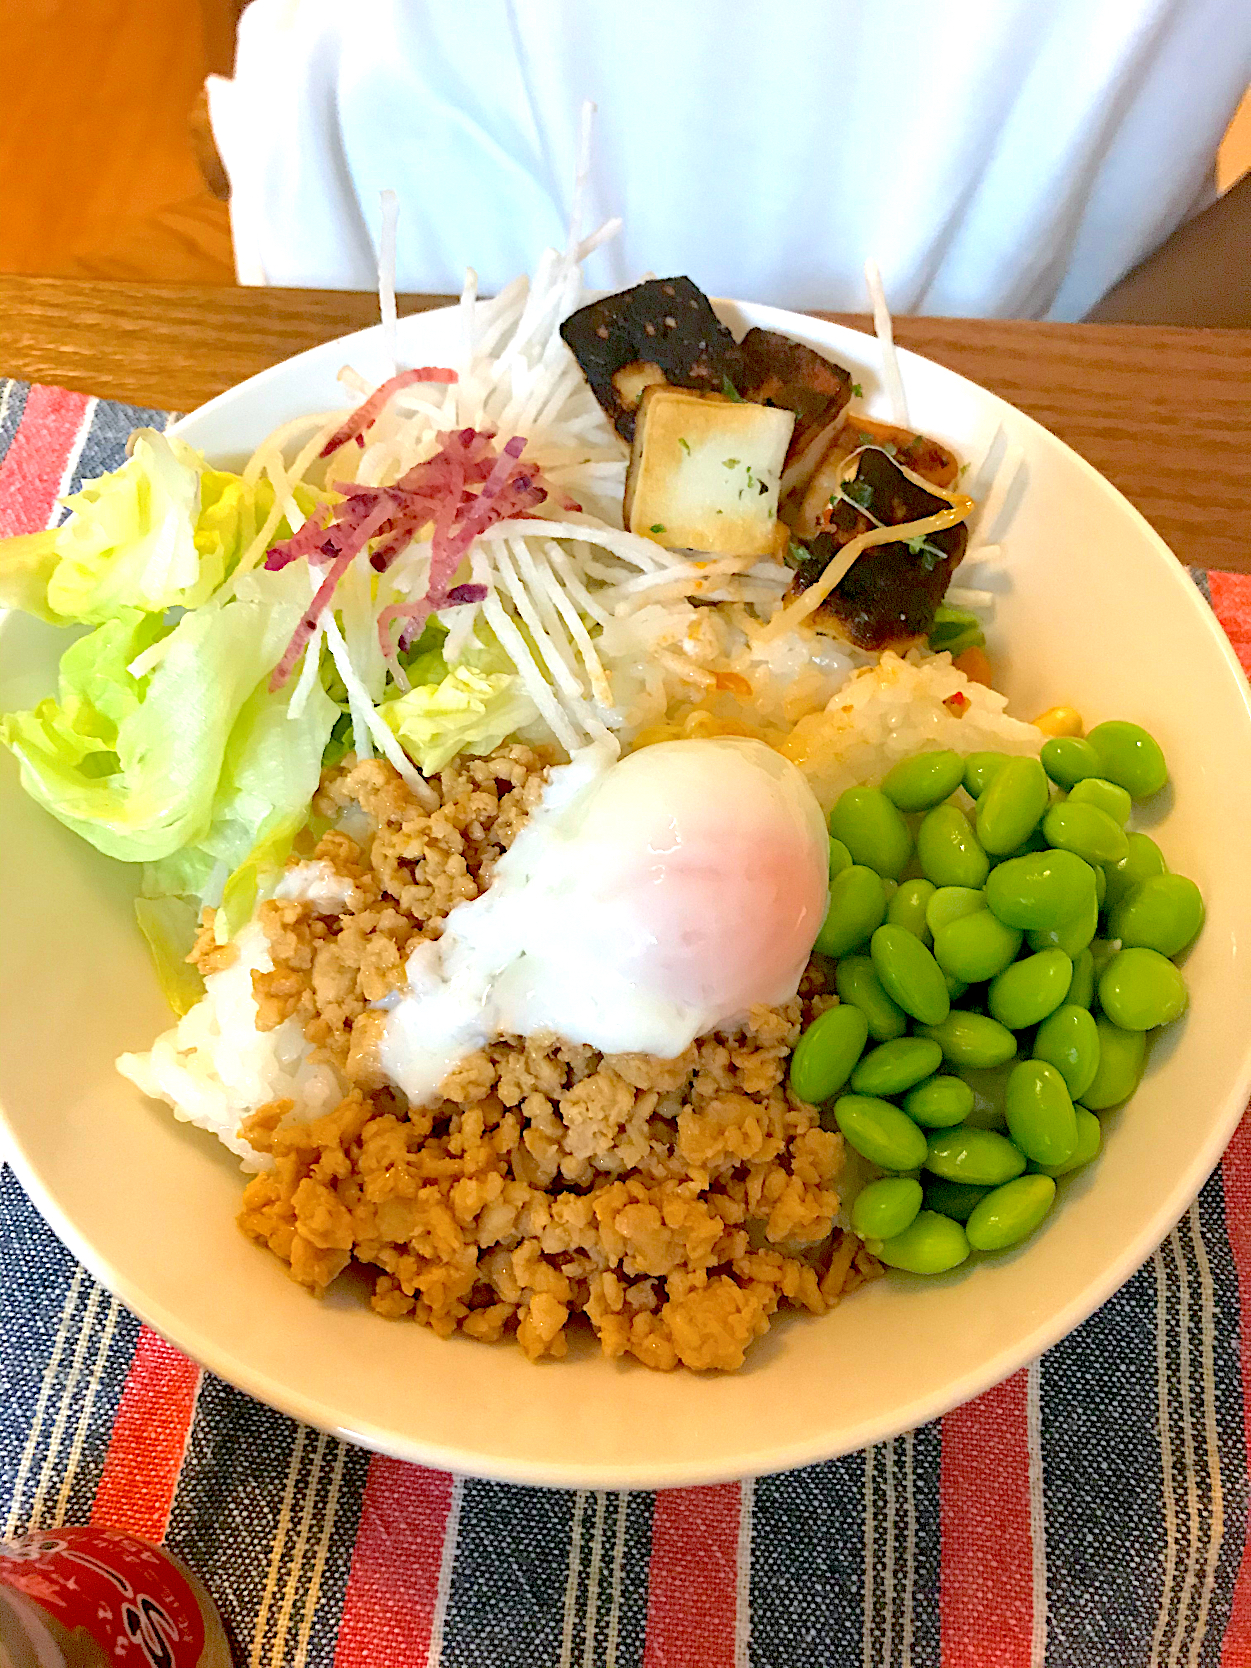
[0,429,321,625]
[377,623,538,773]
[0,566,323,865]
[133,895,206,1017]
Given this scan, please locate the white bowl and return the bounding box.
[3,302,1250,1490]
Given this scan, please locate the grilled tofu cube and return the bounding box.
[623,386,795,556]
[560,277,745,443]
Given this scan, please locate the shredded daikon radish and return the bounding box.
[946,586,995,610]
[377,189,399,377]
[972,441,1025,545]
[865,259,908,428]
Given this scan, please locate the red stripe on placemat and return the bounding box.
[89,1326,201,1543]
[643,1483,741,1668]
[1219,1107,1251,1666]
[1208,571,1251,677]
[335,1459,455,1668]
[940,1368,1034,1667]
[0,384,90,536]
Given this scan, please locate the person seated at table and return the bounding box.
[206,0,1251,325]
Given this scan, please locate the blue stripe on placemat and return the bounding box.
[0,1167,141,1538]
[443,1480,579,1668]
[1039,1167,1248,1667]
[0,379,30,469]
[751,1453,868,1666]
[164,1375,369,1667]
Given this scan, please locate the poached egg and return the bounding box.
[379,735,829,1103]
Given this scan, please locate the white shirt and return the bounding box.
[209,0,1251,320]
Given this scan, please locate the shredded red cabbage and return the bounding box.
[319,367,458,458]
[266,425,575,687]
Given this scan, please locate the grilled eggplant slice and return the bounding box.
[791,414,960,537]
[624,385,794,556]
[737,328,852,464]
[560,277,744,443]
[788,446,968,652]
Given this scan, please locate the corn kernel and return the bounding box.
[1032,705,1083,737]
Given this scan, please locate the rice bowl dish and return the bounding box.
[2,211,1249,1477]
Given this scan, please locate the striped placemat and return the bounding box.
[3,381,1251,1668]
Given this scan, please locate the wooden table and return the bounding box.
[1,274,1248,572]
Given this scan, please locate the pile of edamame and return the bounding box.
[790,720,1203,1276]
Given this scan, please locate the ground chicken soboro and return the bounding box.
[229,744,877,1372]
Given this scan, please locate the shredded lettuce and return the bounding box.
[0,431,320,626]
[0,567,326,864]
[378,622,539,773]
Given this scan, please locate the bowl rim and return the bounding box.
[3,299,1251,1489]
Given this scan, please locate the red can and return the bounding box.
[0,1526,231,1666]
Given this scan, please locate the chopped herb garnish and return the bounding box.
[844,477,874,510]
[650,523,665,533]
[678,436,691,453]
[784,539,808,570]
[905,533,945,571]
[723,457,740,468]
[850,382,864,399]
[957,461,971,481]
[721,375,744,402]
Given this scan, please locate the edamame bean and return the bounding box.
[917,1012,1018,1070]
[814,865,888,957]
[868,1211,971,1274]
[1005,1060,1078,1166]
[1098,948,1188,1030]
[1087,720,1168,799]
[851,1177,923,1240]
[934,909,1023,983]
[925,1127,1027,1186]
[1026,887,1098,957]
[887,878,936,947]
[835,1095,929,1171]
[851,1037,944,1097]
[881,749,965,812]
[1030,1106,1102,1177]
[917,804,990,889]
[904,1075,975,1128]
[975,755,1051,857]
[958,1063,1013,1129]
[1033,1004,1101,1100]
[1089,937,1120,978]
[984,850,1097,930]
[924,1178,991,1221]
[1068,947,1096,1009]
[1068,776,1132,827]
[1042,800,1129,866]
[789,1004,870,1103]
[963,752,1010,799]
[835,955,908,1042]
[1079,1018,1148,1110]
[965,1174,1056,1251]
[926,886,987,936]
[1040,735,1101,789]
[988,949,1073,1030]
[828,787,913,880]
[871,925,950,1027]
[828,836,853,878]
[944,970,970,1001]
[1095,864,1107,910]
[1109,874,1205,958]
[1102,832,1168,913]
